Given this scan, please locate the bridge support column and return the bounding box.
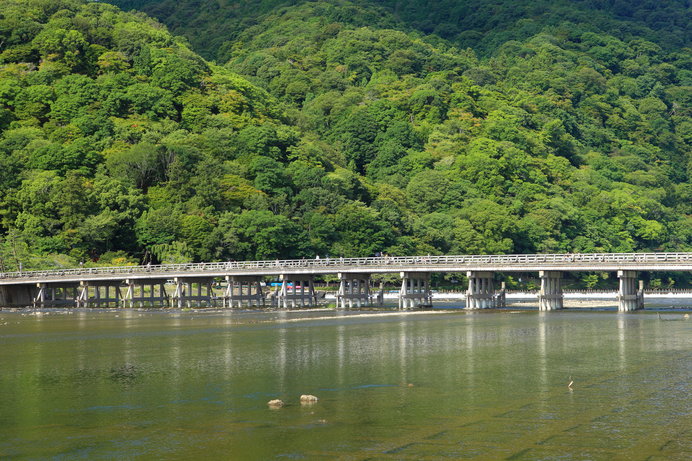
[538,271,564,311]
[77,281,124,308]
[34,283,79,308]
[172,277,215,308]
[617,271,644,311]
[172,280,183,308]
[466,272,495,309]
[275,275,317,308]
[114,284,123,307]
[223,276,264,308]
[77,281,89,308]
[34,283,46,308]
[336,273,377,309]
[399,272,431,309]
[125,279,169,308]
[496,281,507,308]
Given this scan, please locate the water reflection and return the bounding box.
[77,309,87,329]
[0,309,690,460]
[336,324,345,388]
[276,323,287,395]
[617,314,627,371]
[464,313,476,393]
[398,320,408,385]
[169,314,183,390]
[538,313,548,392]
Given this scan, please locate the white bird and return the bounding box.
[568,376,574,389]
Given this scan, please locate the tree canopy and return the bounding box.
[0,0,689,278]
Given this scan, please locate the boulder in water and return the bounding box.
[267,399,284,408]
[300,394,318,404]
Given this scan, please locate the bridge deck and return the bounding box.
[1,253,690,285]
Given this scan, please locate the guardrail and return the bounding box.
[1,252,690,281]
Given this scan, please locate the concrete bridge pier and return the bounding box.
[77,281,124,308]
[224,275,264,308]
[465,271,495,309]
[275,275,317,308]
[125,279,169,308]
[618,271,644,311]
[35,282,80,308]
[538,271,564,311]
[399,272,432,309]
[336,273,374,308]
[172,277,215,308]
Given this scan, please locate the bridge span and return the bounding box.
[0,253,690,311]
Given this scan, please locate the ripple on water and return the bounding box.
[0,309,690,459]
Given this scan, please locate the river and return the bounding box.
[0,305,690,459]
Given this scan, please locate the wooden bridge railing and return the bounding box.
[1,252,691,282]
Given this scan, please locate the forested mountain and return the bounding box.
[108,0,690,61]
[0,0,690,287]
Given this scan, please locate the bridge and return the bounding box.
[0,252,690,311]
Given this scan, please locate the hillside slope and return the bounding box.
[0,0,291,268]
[0,0,689,285]
[108,0,691,61]
[223,1,690,256]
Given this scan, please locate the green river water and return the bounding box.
[0,305,690,460]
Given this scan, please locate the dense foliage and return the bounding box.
[0,0,690,285]
[0,0,287,268]
[109,0,691,61]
